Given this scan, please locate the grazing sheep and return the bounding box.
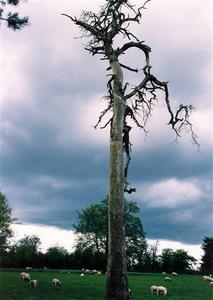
[151,285,158,295]
[156,286,167,296]
[162,272,167,275]
[80,273,85,277]
[209,281,213,286]
[20,272,31,281]
[52,278,62,286]
[165,276,172,282]
[172,272,178,275]
[28,279,38,288]
[203,275,213,282]
[95,271,102,275]
[26,267,32,270]
[128,288,132,296]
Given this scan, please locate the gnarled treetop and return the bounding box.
[63,0,198,193]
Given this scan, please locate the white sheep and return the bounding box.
[203,275,213,282]
[172,272,178,275]
[162,272,167,275]
[156,286,167,296]
[28,279,38,288]
[165,276,172,282]
[209,281,213,286]
[20,272,31,281]
[26,267,32,270]
[52,278,62,286]
[95,271,102,275]
[151,285,158,295]
[80,273,85,277]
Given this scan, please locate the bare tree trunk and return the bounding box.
[105,57,130,300]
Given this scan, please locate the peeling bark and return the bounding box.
[105,57,130,299]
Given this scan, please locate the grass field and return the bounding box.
[0,269,212,300]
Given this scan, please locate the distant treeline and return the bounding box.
[0,235,198,274]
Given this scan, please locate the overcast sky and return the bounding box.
[0,0,212,258]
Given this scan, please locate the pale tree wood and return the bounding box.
[106,56,130,299]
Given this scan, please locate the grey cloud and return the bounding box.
[129,143,212,183]
[138,198,212,244]
[132,177,212,244]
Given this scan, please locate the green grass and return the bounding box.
[0,269,212,300]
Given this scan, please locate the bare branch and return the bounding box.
[118,41,151,64]
[124,187,136,194]
[125,76,149,100]
[120,63,138,73]
[62,13,102,43]
[100,118,112,129]
[85,46,105,55]
[94,104,112,129]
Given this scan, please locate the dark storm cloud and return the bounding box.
[8,180,107,229]
[130,144,212,182]
[140,194,213,244]
[0,0,212,245]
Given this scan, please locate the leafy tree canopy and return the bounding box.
[160,248,196,273]
[0,0,29,30]
[46,245,68,256]
[45,246,69,268]
[12,235,41,267]
[16,234,41,253]
[74,197,147,265]
[0,191,14,253]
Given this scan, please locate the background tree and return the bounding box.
[201,237,213,274]
[0,0,28,30]
[74,197,147,271]
[0,192,14,256]
[63,1,197,298]
[160,248,196,274]
[172,249,196,273]
[160,248,174,273]
[45,246,69,269]
[13,235,41,267]
[124,200,147,270]
[74,199,108,257]
[142,241,160,272]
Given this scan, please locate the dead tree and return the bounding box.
[63,1,197,299]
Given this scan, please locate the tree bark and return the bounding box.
[105,56,130,300]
